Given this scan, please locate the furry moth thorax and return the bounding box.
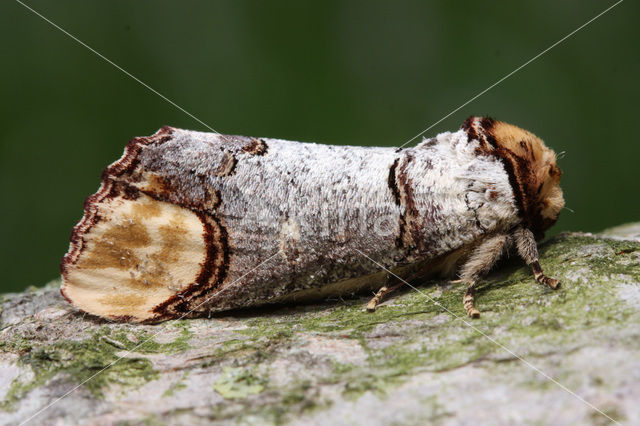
[462,116,564,239]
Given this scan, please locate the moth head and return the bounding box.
[462,116,564,238]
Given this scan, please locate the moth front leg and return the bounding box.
[458,234,511,318]
[513,226,561,290]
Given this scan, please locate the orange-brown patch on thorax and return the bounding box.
[463,117,564,236]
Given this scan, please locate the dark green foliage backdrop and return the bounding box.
[1,1,638,293]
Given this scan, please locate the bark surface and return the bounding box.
[2,224,640,425]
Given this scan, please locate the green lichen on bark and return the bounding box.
[213,367,266,399]
[1,228,639,425]
[0,333,157,411]
[0,324,195,411]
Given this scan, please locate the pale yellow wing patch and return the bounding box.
[61,192,207,322]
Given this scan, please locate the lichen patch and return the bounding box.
[299,334,367,364]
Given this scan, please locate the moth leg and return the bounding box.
[366,276,404,312]
[459,234,511,318]
[513,226,561,289]
[462,283,481,319]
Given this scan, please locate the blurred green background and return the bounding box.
[1,1,637,293]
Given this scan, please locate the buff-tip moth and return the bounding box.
[60,117,564,323]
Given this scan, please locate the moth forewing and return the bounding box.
[61,192,208,322]
[61,117,564,322]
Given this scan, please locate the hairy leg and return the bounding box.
[512,226,561,289]
[458,234,511,318]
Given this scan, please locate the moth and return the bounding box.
[60,117,564,323]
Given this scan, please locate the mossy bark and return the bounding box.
[2,225,640,425]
